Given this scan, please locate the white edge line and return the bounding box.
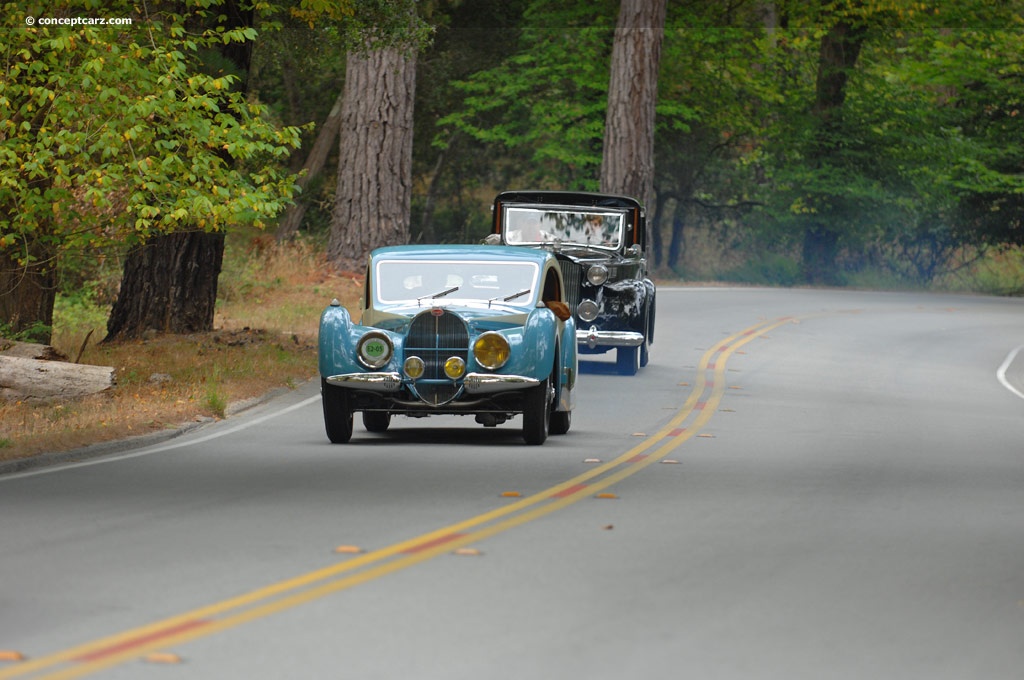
[1,395,321,481]
[997,345,1024,401]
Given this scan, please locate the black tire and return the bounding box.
[321,378,353,443]
[550,409,571,435]
[522,377,551,445]
[616,346,639,376]
[362,411,391,433]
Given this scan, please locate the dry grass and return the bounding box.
[0,234,363,462]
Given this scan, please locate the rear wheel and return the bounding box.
[522,377,551,445]
[321,379,353,444]
[362,411,391,433]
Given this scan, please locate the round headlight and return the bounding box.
[473,332,510,370]
[357,331,393,369]
[586,264,609,286]
[444,356,466,379]
[577,299,600,322]
[404,356,425,379]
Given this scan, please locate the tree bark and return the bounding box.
[0,239,56,344]
[327,46,417,271]
[599,0,667,213]
[275,89,345,241]
[104,231,224,341]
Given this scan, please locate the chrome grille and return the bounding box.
[558,260,583,315]
[405,310,469,405]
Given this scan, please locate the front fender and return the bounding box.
[502,306,558,380]
[318,304,354,377]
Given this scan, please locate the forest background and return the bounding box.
[2,0,1024,457]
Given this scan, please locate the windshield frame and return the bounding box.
[502,205,625,249]
[373,258,541,307]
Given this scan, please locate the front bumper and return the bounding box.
[324,372,539,395]
[576,328,645,349]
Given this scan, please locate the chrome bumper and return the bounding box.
[463,373,539,394]
[324,372,539,395]
[325,372,402,392]
[577,328,645,349]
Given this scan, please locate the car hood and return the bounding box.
[361,303,532,334]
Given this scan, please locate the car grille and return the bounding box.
[405,309,469,405]
[558,260,583,315]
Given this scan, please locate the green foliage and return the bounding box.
[0,1,303,267]
[437,0,617,189]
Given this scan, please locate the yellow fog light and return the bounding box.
[404,356,425,379]
[444,356,466,379]
[473,332,510,370]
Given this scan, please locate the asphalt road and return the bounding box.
[2,287,1024,679]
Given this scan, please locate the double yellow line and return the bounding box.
[1,316,795,680]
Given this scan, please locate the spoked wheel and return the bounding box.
[321,378,353,444]
[522,377,552,445]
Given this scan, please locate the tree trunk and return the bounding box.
[599,0,667,213]
[104,231,224,341]
[327,46,417,271]
[0,239,56,344]
[0,356,114,401]
[275,89,345,241]
[802,19,867,284]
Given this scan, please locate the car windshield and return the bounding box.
[375,259,540,305]
[504,206,623,248]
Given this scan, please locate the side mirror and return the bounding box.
[482,233,502,245]
[625,244,642,258]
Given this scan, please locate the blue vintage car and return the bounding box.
[319,245,577,445]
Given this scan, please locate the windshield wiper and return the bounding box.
[488,288,531,307]
[417,286,460,305]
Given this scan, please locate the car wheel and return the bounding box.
[550,409,571,435]
[321,378,353,444]
[616,346,639,376]
[362,411,391,433]
[522,377,551,445]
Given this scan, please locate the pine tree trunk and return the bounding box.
[600,0,667,213]
[0,239,56,344]
[104,231,224,342]
[327,47,416,271]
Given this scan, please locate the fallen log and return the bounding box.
[0,355,115,401]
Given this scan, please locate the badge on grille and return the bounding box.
[431,307,444,317]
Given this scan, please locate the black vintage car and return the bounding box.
[488,190,655,375]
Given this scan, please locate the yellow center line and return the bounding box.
[1,316,796,680]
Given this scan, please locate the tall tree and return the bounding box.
[310,1,431,270]
[0,1,299,344]
[600,0,667,212]
[106,0,276,340]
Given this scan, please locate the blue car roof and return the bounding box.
[371,244,553,264]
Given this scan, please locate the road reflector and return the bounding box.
[631,432,646,437]
[453,547,482,556]
[334,545,364,554]
[660,459,680,464]
[500,491,521,498]
[595,493,618,499]
[144,652,182,664]
[698,433,715,438]
[0,651,25,662]
[583,458,602,464]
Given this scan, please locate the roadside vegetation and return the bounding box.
[0,232,361,462]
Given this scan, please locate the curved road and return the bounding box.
[2,288,1024,679]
